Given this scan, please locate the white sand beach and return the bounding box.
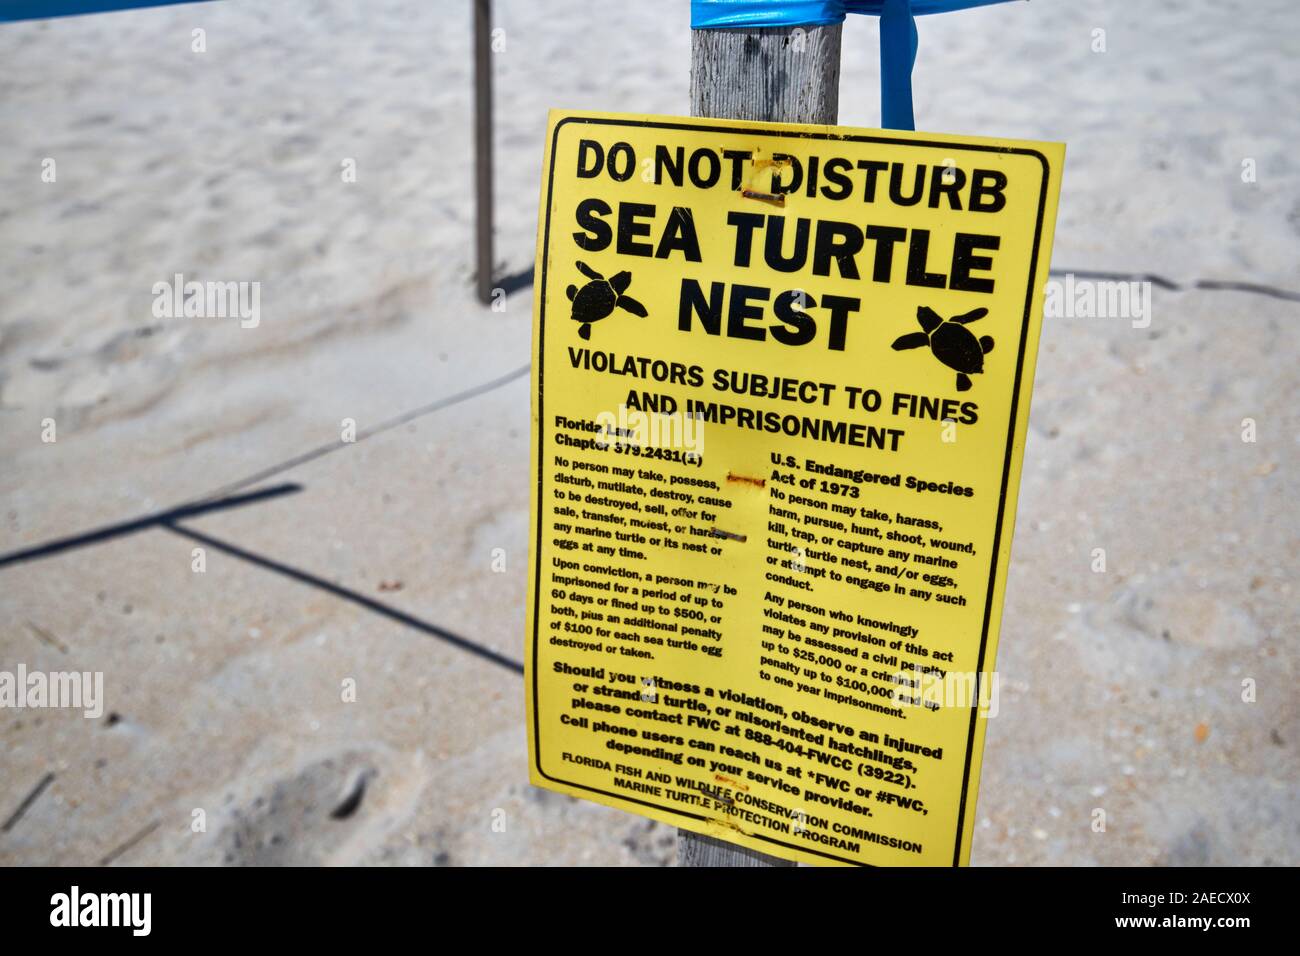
[0,0,1296,865]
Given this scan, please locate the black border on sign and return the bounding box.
[531,116,1052,867]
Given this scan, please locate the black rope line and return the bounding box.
[0,483,303,570]
[162,522,525,675]
[1,772,55,833]
[98,819,160,866]
[0,363,530,571]
[194,362,531,505]
[1048,268,1300,302]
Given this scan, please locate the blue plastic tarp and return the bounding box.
[692,0,1019,130]
[0,1,206,22]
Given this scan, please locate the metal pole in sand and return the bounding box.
[473,0,494,305]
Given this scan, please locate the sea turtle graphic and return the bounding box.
[566,261,647,340]
[891,305,995,392]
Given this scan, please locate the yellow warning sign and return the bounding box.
[525,110,1064,866]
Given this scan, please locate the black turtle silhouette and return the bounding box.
[566,261,647,340]
[891,305,995,392]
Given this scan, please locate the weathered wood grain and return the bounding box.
[690,25,842,125]
[678,23,843,868]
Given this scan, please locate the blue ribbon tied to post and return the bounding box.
[691,0,1018,131]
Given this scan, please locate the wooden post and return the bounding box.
[680,22,843,868]
[473,0,494,305]
[691,24,842,124]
